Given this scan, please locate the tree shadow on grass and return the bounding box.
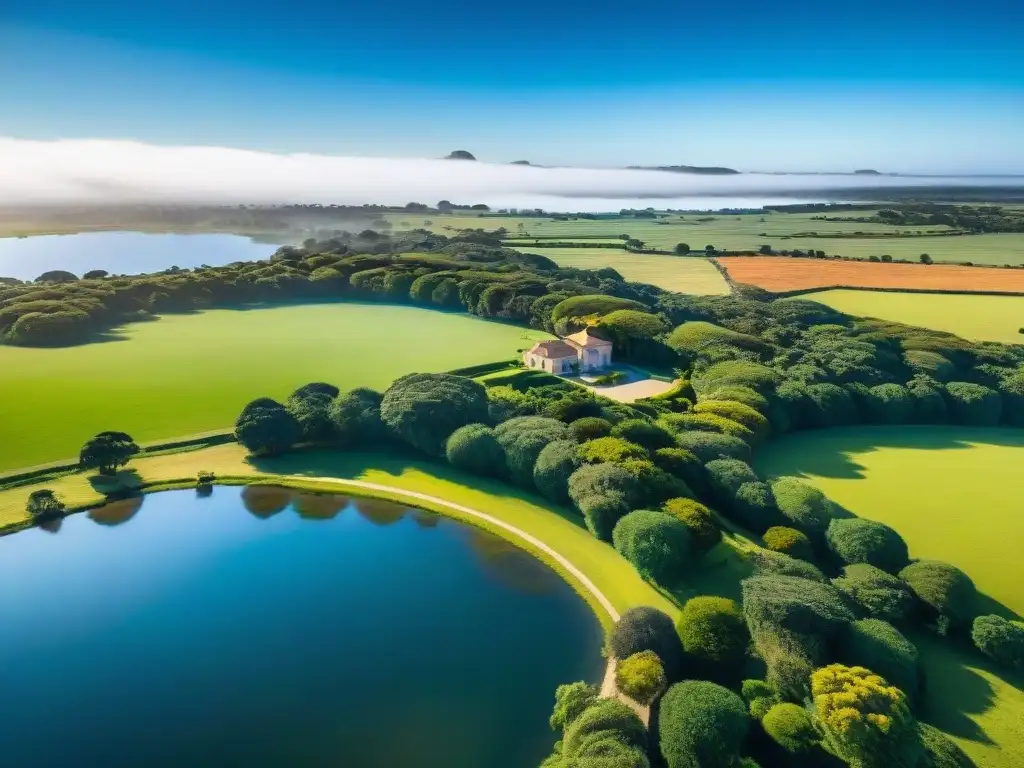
[246,447,592,532]
[87,468,142,496]
[759,425,1024,482]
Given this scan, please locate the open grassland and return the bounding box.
[511,247,729,294]
[719,255,1024,294]
[386,211,1024,265]
[754,426,1024,618]
[0,444,675,621]
[800,289,1024,345]
[755,425,1024,767]
[0,303,550,472]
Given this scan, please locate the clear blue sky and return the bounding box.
[2,0,1022,172]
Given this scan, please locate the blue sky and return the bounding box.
[2,0,1023,172]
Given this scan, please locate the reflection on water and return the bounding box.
[36,517,62,534]
[241,485,293,518]
[88,496,144,527]
[0,486,603,768]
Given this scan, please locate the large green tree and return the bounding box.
[380,373,490,456]
[79,431,140,475]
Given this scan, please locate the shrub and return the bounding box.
[675,431,752,463]
[549,681,599,730]
[832,563,916,623]
[286,389,335,443]
[762,702,817,753]
[235,398,301,456]
[740,679,779,721]
[380,373,490,456]
[663,412,756,443]
[899,560,977,628]
[864,383,914,424]
[971,615,1024,671]
[330,387,387,447]
[569,416,613,441]
[696,360,780,395]
[613,510,691,586]
[826,517,910,573]
[694,400,771,442]
[619,459,692,507]
[445,424,506,477]
[563,698,648,756]
[918,723,976,768]
[769,477,835,538]
[838,619,920,701]
[653,447,709,496]
[907,375,949,423]
[551,294,647,323]
[705,458,760,502]
[612,419,676,451]
[810,664,922,768]
[663,497,721,554]
[616,650,666,705]
[742,574,854,641]
[608,606,685,680]
[26,489,65,520]
[676,596,750,672]
[749,549,827,582]
[568,463,637,540]
[756,629,818,701]
[495,416,572,486]
[763,526,812,560]
[732,482,782,533]
[904,350,955,382]
[533,440,583,505]
[944,381,1002,426]
[804,383,859,428]
[659,681,750,768]
[702,385,770,413]
[579,436,648,464]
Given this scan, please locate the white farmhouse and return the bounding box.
[523,328,613,374]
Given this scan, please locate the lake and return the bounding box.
[0,487,603,767]
[0,231,279,281]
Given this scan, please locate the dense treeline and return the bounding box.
[814,203,1024,234]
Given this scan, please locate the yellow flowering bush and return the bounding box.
[810,664,921,768]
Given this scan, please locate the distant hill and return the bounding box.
[445,150,477,160]
[630,164,740,175]
[854,169,883,175]
[510,160,531,165]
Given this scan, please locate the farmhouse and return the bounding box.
[523,328,613,373]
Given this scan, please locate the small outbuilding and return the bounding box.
[523,328,613,374]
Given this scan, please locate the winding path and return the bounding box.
[306,476,620,623]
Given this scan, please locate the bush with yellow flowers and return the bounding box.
[810,664,922,768]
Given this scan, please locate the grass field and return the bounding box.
[511,247,729,294]
[800,290,1024,344]
[754,425,1024,766]
[0,303,551,472]
[385,212,1024,266]
[718,256,1024,294]
[0,444,676,621]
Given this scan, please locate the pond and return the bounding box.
[0,487,604,767]
[0,231,280,281]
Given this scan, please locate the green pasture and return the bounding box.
[755,425,1024,766]
[801,289,1024,345]
[510,247,730,295]
[388,211,1024,265]
[0,303,550,472]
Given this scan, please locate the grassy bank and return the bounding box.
[0,303,550,471]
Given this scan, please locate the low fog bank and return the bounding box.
[2,137,1018,212]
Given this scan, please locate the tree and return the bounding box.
[27,489,65,520]
[579,436,648,464]
[770,476,836,539]
[330,387,387,447]
[832,563,916,623]
[920,253,933,264]
[762,703,818,754]
[611,419,675,451]
[286,387,336,444]
[659,680,749,768]
[608,606,685,679]
[549,681,599,730]
[899,560,977,630]
[705,245,717,255]
[446,423,506,477]
[810,664,922,768]
[826,518,910,573]
[79,431,140,475]
[763,526,813,560]
[971,615,1024,671]
[569,416,613,441]
[380,373,490,456]
[612,510,691,586]
[533,440,582,505]
[495,416,571,487]
[616,650,666,705]
[674,243,691,255]
[838,619,921,702]
[676,596,750,674]
[35,270,79,283]
[234,398,301,456]
[83,269,109,279]
[662,497,721,554]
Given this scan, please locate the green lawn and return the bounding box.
[799,290,1024,345]
[385,211,1024,265]
[754,425,1024,767]
[510,247,729,295]
[0,303,551,472]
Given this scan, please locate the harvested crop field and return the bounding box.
[718,256,1024,294]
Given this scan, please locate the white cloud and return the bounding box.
[0,137,1013,212]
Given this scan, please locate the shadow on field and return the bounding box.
[761,425,1024,481]
[246,448,592,532]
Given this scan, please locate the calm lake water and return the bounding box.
[0,487,603,767]
[0,232,279,281]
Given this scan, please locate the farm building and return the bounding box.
[523,328,613,373]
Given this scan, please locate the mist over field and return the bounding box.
[1,137,1018,212]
